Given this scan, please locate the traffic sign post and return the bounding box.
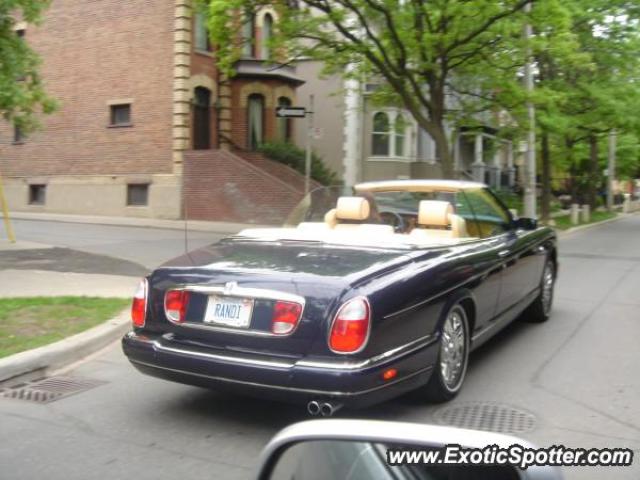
[274,100,313,193]
[275,106,306,118]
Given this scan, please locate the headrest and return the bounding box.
[335,197,370,221]
[417,200,453,227]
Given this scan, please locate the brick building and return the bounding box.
[0,0,306,223]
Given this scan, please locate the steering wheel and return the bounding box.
[379,211,406,233]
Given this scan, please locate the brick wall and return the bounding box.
[0,0,175,177]
[183,149,305,224]
[235,149,320,193]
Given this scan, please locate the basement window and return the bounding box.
[13,125,24,144]
[110,104,132,127]
[127,184,149,206]
[29,184,46,205]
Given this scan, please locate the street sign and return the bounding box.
[275,106,306,118]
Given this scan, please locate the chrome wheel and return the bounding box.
[439,306,468,392]
[541,261,554,316]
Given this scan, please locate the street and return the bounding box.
[1,216,639,479]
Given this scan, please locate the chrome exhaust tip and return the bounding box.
[307,400,321,416]
[320,402,342,417]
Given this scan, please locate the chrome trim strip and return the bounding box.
[129,359,433,397]
[163,284,306,338]
[169,284,305,304]
[125,331,435,372]
[154,338,294,369]
[297,334,435,370]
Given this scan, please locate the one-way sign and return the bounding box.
[275,106,307,118]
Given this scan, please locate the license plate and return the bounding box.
[204,296,254,328]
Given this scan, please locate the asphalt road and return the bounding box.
[1,216,639,479]
[6,218,228,269]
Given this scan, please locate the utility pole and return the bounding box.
[523,1,537,219]
[607,130,616,211]
[304,94,314,194]
[0,170,16,243]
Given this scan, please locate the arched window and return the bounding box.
[242,13,255,58]
[277,97,292,142]
[247,93,265,150]
[371,112,390,156]
[261,14,273,60]
[193,87,211,150]
[394,115,407,157]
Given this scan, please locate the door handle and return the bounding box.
[498,249,510,257]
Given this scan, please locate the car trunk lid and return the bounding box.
[147,239,418,356]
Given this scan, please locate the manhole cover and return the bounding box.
[433,402,537,434]
[0,376,107,404]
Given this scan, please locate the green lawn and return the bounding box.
[551,210,618,230]
[0,297,130,359]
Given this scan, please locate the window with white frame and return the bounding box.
[371,111,411,158]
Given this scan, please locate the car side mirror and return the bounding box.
[514,217,538,231]
[257,420,563,480]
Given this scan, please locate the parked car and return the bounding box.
[122,180,557,412]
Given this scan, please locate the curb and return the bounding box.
[556,212,632,238]
[8,211,272,234]
[0,308,130,385]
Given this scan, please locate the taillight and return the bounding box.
[131,278,148,328]
[271,301,303,335]
[165,290,191,323]
[329,297,370,353]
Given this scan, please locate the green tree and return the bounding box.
[207,0,570,178]
[0,0,56,133]
[534,1,640,214]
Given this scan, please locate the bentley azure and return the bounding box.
[122,180,557,414]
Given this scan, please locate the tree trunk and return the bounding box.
[565,137,577,203]
[541,130,551,223]
[588,134,599,209]
[431,125,454,179]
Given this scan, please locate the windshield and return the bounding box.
[285,186,460,230]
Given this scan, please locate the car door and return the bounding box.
[452,191,503,332]
[462,188,519,317]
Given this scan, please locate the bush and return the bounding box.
[258,141,340,186]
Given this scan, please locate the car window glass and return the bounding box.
[463,188,511,238]
[453,192,481,237]
[270,441,398,480]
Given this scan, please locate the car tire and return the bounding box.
[521,259,555,323]
[423,303,470,403]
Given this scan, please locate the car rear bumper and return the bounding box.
[122,331,438,408]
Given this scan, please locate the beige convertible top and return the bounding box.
[355,179,485,193]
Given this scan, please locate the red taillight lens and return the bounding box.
[131,279,147,328]
[329,297,370,353]
[271,301,302,335]
[165,290,191,323]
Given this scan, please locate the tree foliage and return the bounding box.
[0,0,56,133]
[207,0,574,178]
[206,0,640,203]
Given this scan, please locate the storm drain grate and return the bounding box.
[0,376,107,404]
[433,402,537,434]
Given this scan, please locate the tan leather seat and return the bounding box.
[409,200,468,239]
[326,196,394,234]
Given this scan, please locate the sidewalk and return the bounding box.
[0,239,136,384]
[9,211,272,234]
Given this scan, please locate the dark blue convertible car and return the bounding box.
[122,180,557,414]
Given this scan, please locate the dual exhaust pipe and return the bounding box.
[307,400,342,417]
